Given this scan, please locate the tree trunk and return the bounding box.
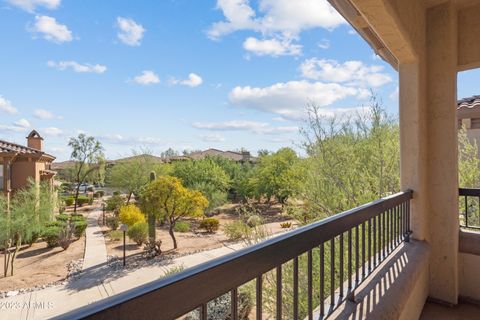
[148,212,156,243]
[168,224,177,249]
[10,235,21,277]
[126,192,132,204]
[73,185,81,213]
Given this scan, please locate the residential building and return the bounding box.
[186,148,255,163]
[0,130,56,198]
[458,95,480,156]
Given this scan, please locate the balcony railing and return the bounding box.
[459,188,480,229]
[57,190,413,320]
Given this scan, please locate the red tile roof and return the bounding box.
[457,95,480,110]
[0,139,55,159]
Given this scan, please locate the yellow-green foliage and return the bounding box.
[119,204,145,227]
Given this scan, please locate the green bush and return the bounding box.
[113,191,121,196]
[87,186,95,192]
[94,190,105,198]
[119,204,145,227]
[106,216,119,230]
[27,231,40,246]
[224,221,250,241]
[76,196,90,207]
[127,221,148,245]
[64,197,75,206]
[106,195,124,212]
[43,226,61,247]
[246,215,262,227]
[108,230,122,241]
[174,220,190,233]
[46,220,66,228]
[199,218,220,233]
[56,214,70,222]
[73,220,88,237]
[70,214,86,222]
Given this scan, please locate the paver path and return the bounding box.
[0,242,246,319]
[82,209,108,270]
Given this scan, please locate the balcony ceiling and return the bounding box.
[426,0,479,8]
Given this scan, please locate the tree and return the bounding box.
[172,159,230,212]
[141,176,208,249]
[106,151,171,203]
[160,148,179,159]
[68,134,104,213]
[249,148,304,204]
[0,181,55,276]
[458,125,480,188]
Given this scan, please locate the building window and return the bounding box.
[0,164,3,191]
[471,118,480,129]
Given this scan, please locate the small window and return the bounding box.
[471,118,480,129]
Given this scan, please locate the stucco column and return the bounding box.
[424,2,459,304]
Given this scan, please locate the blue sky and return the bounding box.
[0,0,478,161]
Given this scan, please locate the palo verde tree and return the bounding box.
[0,181,55,276]
[68,134,104,213]
[141,176,208,249]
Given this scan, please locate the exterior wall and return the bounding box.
[10,159,37,190]
[459,253,480,302]
[458,4,480,71]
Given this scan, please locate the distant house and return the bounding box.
[185,148,255,163]
[0,130,56,197]
[458,96,480,157]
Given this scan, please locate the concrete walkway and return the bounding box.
[82,209,107,270]
[0,242,246,319]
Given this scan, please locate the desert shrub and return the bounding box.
[246,215,262,227]
[94,190,105,198]
[224,221,250,241]
[106,216,119,230]
[185,291,252,320]
[127,221,148,245]
[70,215,86,222]
[58,224,74,250]
[73,220,88,237]
[199,218,220,233]
[64,197,75,206]
[113,191,121,196]
[119,204,145,227]
[174,220,190,233]
[108,230,122,241]
[106,195,124,212]
[56,214,70,222]
[160,265,185,279]
[43,226,61,247]
[87,186,95,192]
[27,231,40,246]
[280,222,292,229]
[76,196,90,207]
[46,220,66,228]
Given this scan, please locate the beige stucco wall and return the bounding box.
[459,253,480,302]
[458,4,480,71]
[11,160,37,190]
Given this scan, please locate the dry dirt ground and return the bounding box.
[103,203,297,259]
[0,236,85,292]
[0,204,94,292]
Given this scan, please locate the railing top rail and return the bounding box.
[459,188,480,197]
[56,189,413,320]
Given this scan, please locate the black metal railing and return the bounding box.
[459,188,480,229]
[57,190,413,320]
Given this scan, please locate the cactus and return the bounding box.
[149,171,156,182]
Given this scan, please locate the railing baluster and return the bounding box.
[396,204,400,246]
[387,209,391,253]
[361,222,365,279]
[355,226,359,284]
[339,233,344,299]
[276,265,282,320]
[308,250,313,320]
[320,243,325,318]
[465,195,468,228]
[293,257,299,320]
[330,238,335,308]
[256,275,262,320]
[368,219,371,272]
[382,211,386,259]
[200,303,207,320]
[373,215,376,267]
[390,207,394,252]
[231,288,238,320]
[348,229,352,291]
[406,199,411,242]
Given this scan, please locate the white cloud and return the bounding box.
[14,118,31,128]
[200,134,226,142]
[193,120,298,135]
[30,15,72,43]
[7,0,60,12]
[243,37,301,56]
[0,96,18,114]
[116,17,145,46]
[208,0,345,39]
[208,0,345,56]
[300,58,392,88]
[318,38,330,49]
[389,86,399,100]
[229,80,360,119]
[171,73,203,87]
[132,70,159,85]
[42,127,63,136]
[0,124,27,133]
[33,108,62,120]
[47,60,107,73]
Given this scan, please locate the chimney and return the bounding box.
[27,130,44,151]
